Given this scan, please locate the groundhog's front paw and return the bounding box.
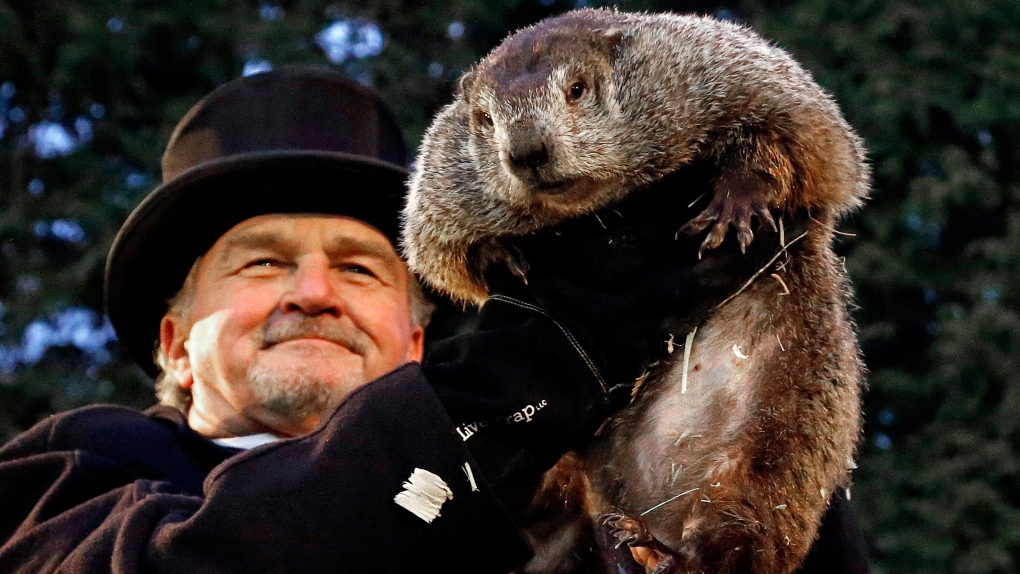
[679,168,778,258]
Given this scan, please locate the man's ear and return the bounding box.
[159,314,194,390]
[407,325,426,363]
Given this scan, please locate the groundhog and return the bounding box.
[404,8,868,574]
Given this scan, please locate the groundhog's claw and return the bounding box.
[678,217,740,259]
[757,206,778,233]
[677,212,711,236]
[735,218,755,254]
[677,214,723,258]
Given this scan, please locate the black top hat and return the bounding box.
[105,66,409,378]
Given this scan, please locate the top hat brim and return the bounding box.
[105,149,408,378]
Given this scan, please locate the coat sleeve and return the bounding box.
[0,363,532,574]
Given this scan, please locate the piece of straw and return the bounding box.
[681,327,697,394]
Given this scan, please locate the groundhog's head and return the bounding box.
[457,11,640,220]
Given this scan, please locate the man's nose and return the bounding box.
[280,258,344,316]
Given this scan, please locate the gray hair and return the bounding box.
[153,257,435,412]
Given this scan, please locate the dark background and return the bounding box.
[1,0,1018,571]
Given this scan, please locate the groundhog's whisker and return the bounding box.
[687,192,708,209]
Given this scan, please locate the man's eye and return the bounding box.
[340,263,377,277]
[246,259,281,268]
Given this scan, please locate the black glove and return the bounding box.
[423,264,616,464]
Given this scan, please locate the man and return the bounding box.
[0,66,656,573]
[0,68,868,573]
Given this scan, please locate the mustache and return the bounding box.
[261,312,371,355]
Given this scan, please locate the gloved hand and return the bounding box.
[423,264,620,468]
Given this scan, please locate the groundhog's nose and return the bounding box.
[508,139,551,171]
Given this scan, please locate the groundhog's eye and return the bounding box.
[476,110,494,128]
[566,81,587,102]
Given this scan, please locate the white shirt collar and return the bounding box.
[211,433,281,450]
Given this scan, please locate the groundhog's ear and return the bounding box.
[591,27,625,53]
[457,71,476,103]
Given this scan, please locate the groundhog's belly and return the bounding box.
[598,296,774,547]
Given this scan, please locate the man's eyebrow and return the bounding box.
[222,230,299,254]
[324,235,400,263]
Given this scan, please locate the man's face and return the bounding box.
[160,214,424,438]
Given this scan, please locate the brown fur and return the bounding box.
[403,9,867,574]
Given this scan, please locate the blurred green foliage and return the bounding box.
[754,2,1020,572]
[1,0,1018,571]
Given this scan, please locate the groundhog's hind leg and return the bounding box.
[605,510,769,574]
[602,514,680,574]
